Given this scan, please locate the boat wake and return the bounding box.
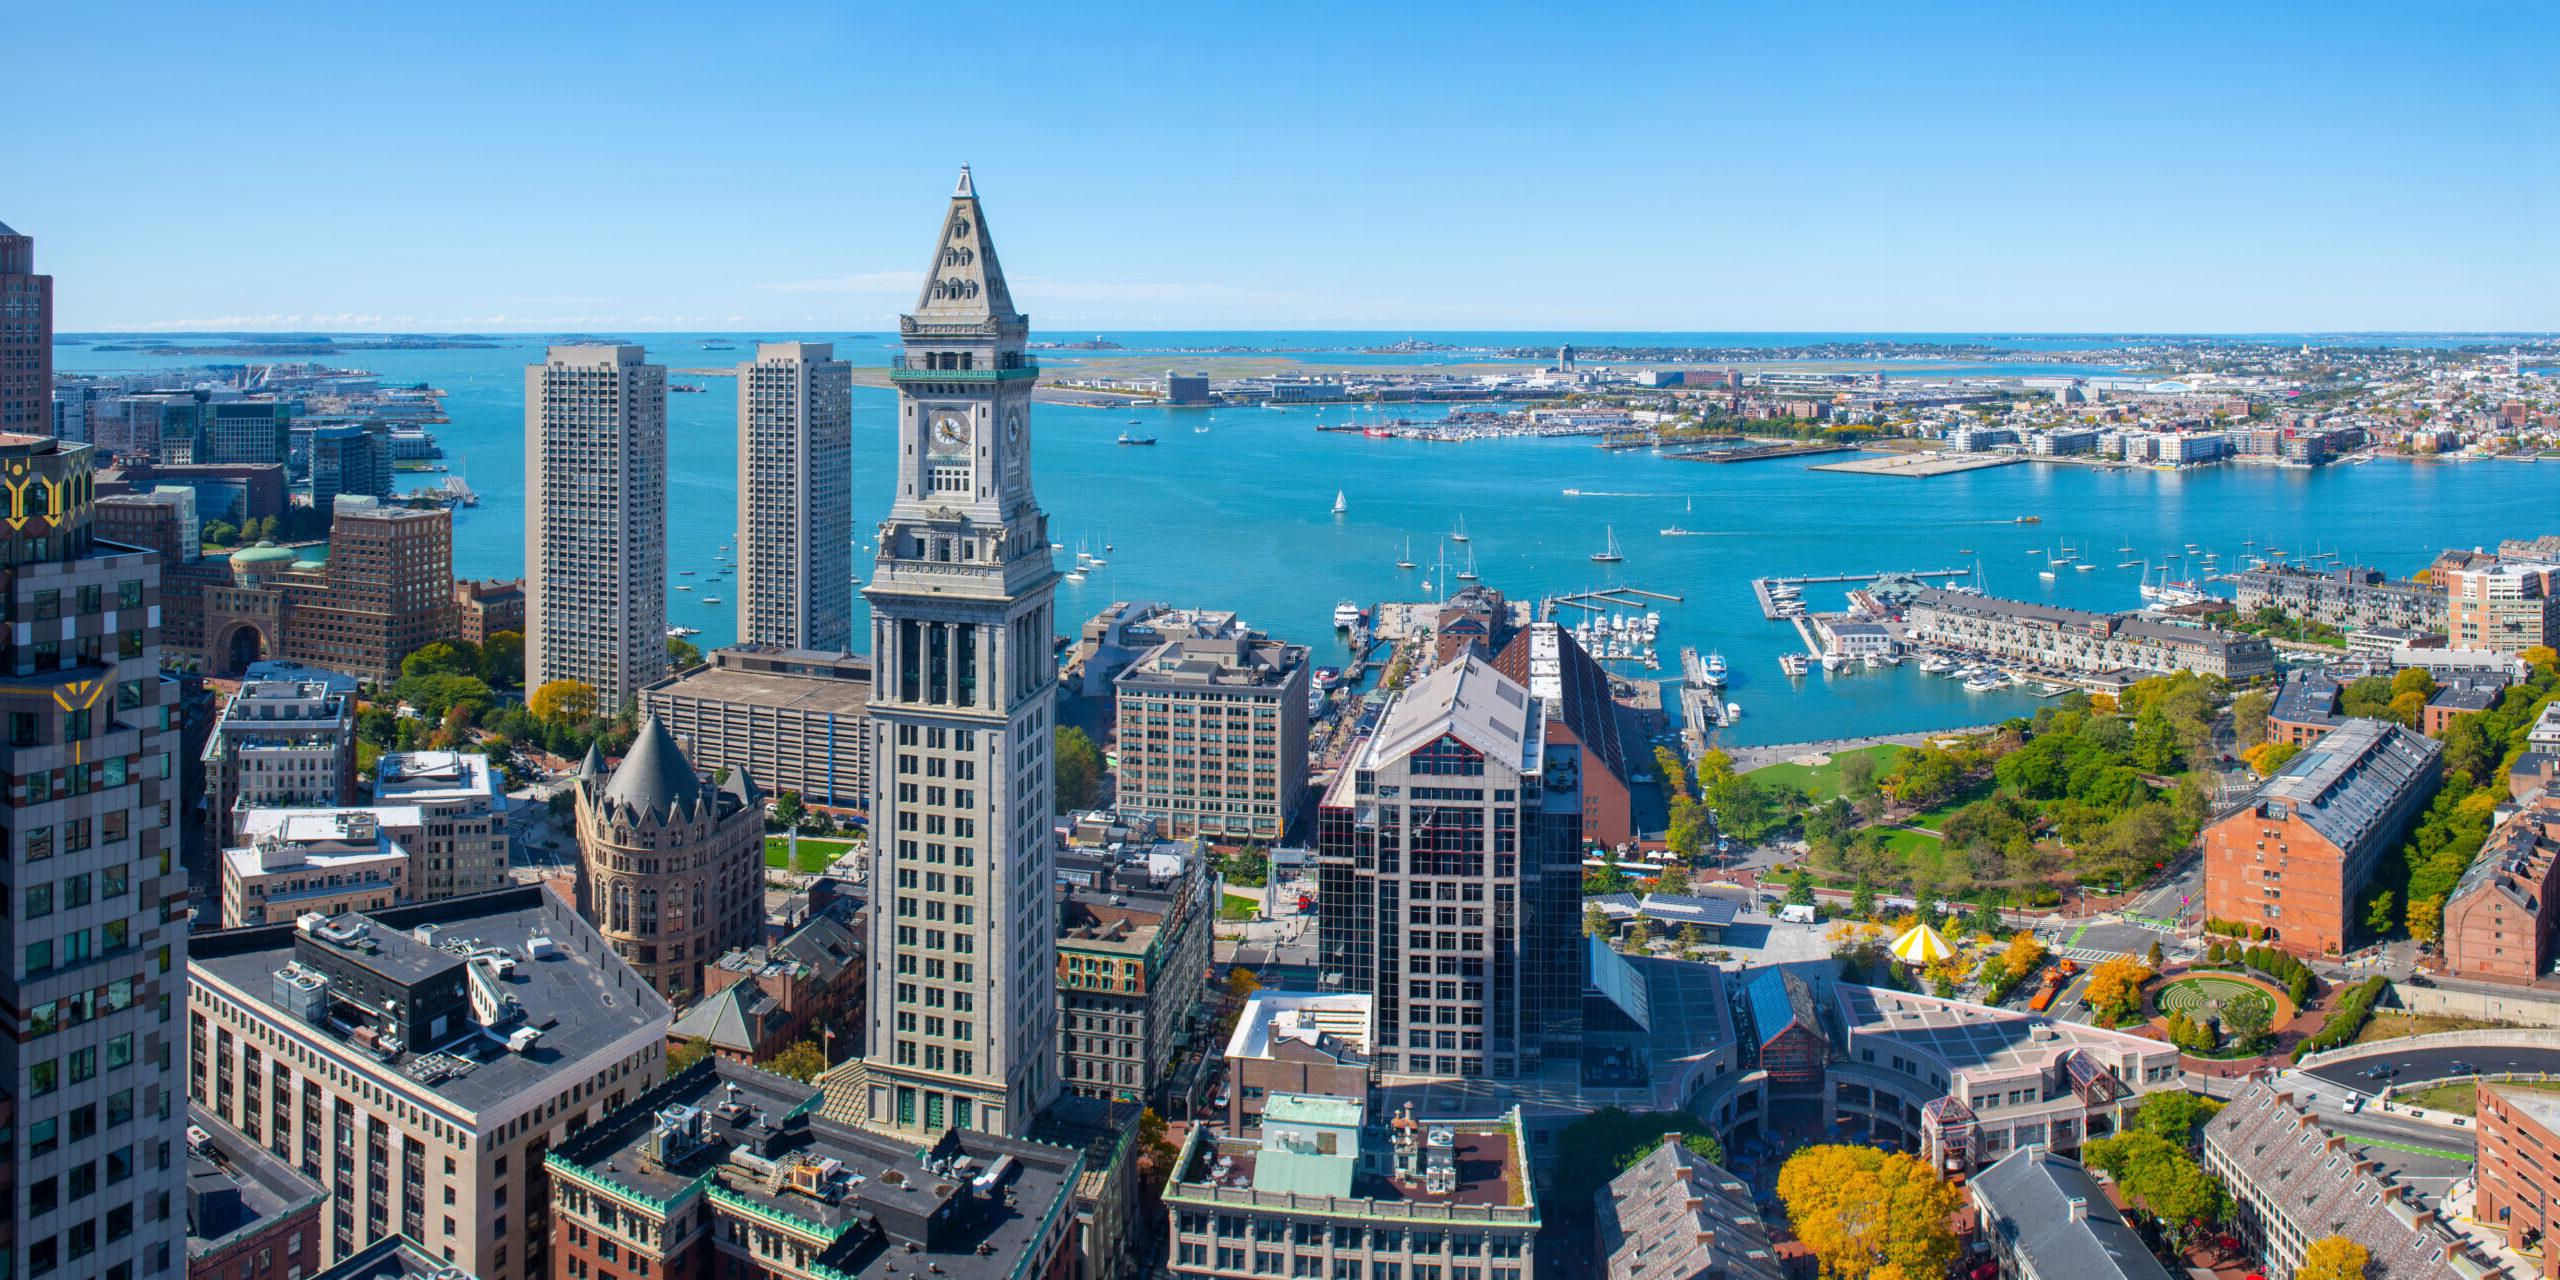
[1560,489,1683,498]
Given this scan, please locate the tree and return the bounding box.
[668,1037,714,1073]
[2232,689,2274,751]
[2083,1130,2224,1241]
[1626,918,1653,950]
[1053,726,1104,812]
[1654,864,1694,897]
[529,679,599,726]
[1225,966,1262,1001]
[1786,874,1817,909]
[202,518,240,547]
[2222,993,2274,1052]
[1839,750,1881,801]
[2083,955,2154,1026]
[402,640,477,681]
[1585,902,1611,938]
[1777,1145,1963,1280]
[1679,923,1707,956]
[2363,888,2398,939]
[2387,690,2428,729]
[2242,741,2302,777]
[479,630,526,688]
[2146,939,2165,970]
[1656,745,1693,799]
[668,634,704,670]
[764,1040,829,1082]
[1882,745,1966,808]
[1135,1107,1180,1195]
[1851,878,1878,921]
[2300,1236,2371,1280]
[2129,1091,2224,1146]
[771,790,807,831]
[2001,932,2047,981]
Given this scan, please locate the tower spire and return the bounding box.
[914,167,1018,323]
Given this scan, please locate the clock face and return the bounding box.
[1005,410,1025,449]
[930,409,972,456]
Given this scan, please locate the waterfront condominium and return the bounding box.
[1315,653,1588,1078]
[0,220,53,434]
[0,433,191,1280]
[525,344,667,709]
[738,340,855,652]
[855,168,1063,1137]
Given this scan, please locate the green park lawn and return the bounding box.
[1745,744,1907,802]
[763,835,856,874]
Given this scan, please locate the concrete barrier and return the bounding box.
[2298,1027,2560,1070]
[2388,982,2560,1028]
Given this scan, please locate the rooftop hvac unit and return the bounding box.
[414,923,444,946]
[272,963,330,1024]
[506,1027,542,1054]
[523,934,559,960]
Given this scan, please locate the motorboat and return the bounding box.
[1780,653,1810,677]
[1963,672,2008,693]
[1702,651,1728,685]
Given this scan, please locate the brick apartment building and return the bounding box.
[2204,718,2443,955]
[2443,794,2560,983]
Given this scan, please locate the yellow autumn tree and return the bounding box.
[2001,931,2047,981]
[2299,1235,2370,1280]
[2083,954,2155,1025]
[529,678,599,726]
[1777,1145,1962,1280]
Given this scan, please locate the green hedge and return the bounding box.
[2291,976,2388,1061]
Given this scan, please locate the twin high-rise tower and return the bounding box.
[738,341,854,651]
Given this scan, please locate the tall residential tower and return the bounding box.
[738,341,856,651]
[858,168,1061,1137]
[0,220,53,434]
[525,344,667,708]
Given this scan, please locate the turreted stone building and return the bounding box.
[574,715,765,1001]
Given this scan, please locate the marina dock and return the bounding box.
[1676,646,1728,749]
[1668,441,1862,464]
[1552,585,1685,614]
[1750,569,1970,620]
[1809,451,2022,477]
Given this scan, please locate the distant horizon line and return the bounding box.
[57,327,2560,340]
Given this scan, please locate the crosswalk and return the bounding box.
[2058,945,2133,964]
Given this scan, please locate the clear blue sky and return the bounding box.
[13,1,2556,333]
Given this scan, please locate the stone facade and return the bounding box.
[1112,633,1309,841]
[1904,587,2275,682]
[2233,563,2445,634]
[574,717,765,1002]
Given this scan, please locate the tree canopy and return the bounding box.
[1775,1144,1963,1280]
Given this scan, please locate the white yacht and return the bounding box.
[1332,600,1362,629]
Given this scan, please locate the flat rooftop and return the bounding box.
[550,1061,1078,1280]
[186,1105,324,1262]
[1227,991,1375,1060]
[374,751,504,802]
[193,888,668,1119]
[1835,983,2164,1079]
[1177,1121,1527,1211]
[645,656,872,715]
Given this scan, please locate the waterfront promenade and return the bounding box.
[1720,724,2005,773]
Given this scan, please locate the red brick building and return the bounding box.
[2203,718,2442,955]
[1745,968,1828,1087]
[454,576,525,644]
[2443,794,2560,983]
[184,1108,324,1280]
[1492,621,1636,848]
[2478,1082,2560,1275]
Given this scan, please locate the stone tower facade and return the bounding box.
[858,168,1061,1137]
[574,716,764,1002]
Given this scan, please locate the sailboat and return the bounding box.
[1456,546,1480,582]
[1395,538,1416,570]
[1591,526,1624,564]
[1450,515,1470,543]
[1332,490,1347,516]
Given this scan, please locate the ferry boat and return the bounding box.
[1702,651,1728,685]
[1591,526,1625,564]
[1332,600,1363,629]
[1313,667,1342,692]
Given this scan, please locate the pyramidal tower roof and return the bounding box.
[911,165,1020,324]
[600,715,705,818]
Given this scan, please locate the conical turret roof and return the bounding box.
[911,165,1020,323]
[600,715,704,818]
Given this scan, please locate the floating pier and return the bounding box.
[1751,570,1970,621]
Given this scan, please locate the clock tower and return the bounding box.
[858,167,1061,1137]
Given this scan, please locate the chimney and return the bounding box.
[2067,1197,2088,1223]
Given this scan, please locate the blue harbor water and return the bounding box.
[56,332,2559,746]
